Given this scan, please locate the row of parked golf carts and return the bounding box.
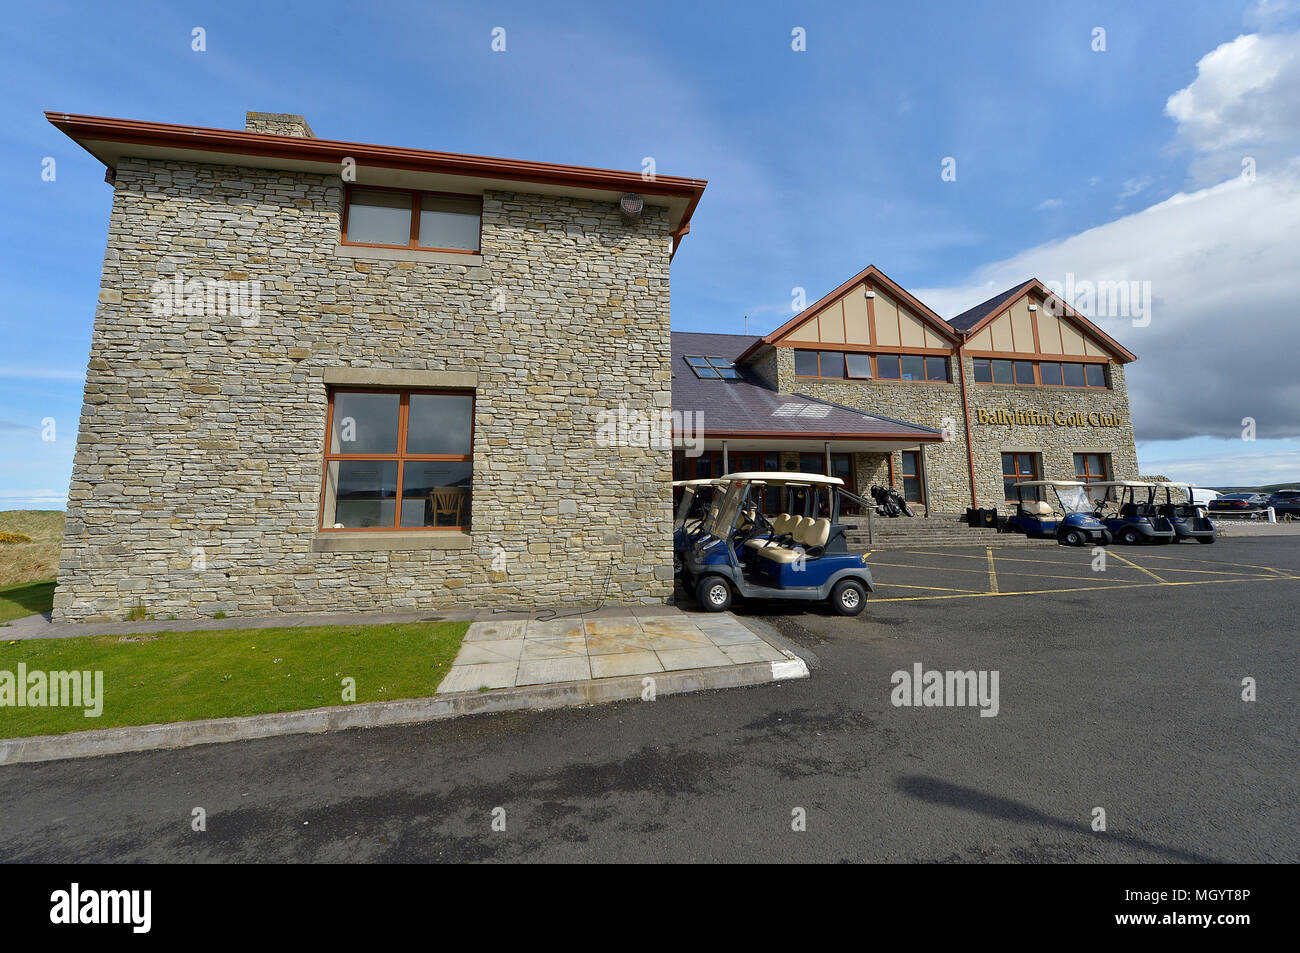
[1004,480,1217,546]
[671,474,1218,618]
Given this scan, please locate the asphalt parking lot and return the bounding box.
[1,538,1295,863]
[860,539,1299,604]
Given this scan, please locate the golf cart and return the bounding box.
[1153,482,1217,544]
[672,479,725,574]
[1003,480,1113,546]
[1086,480,1176,545]
[680,472,875,616]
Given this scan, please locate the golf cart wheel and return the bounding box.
[1197,535,1216,544]
[695,575,732,612]
[830,579,867,616]
[1059,528,1086,547]
[1099,530,1113,546]
[1118,528,1141,545]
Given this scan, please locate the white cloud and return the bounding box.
[1034,198,1063,211]
[1165,31,1300,183]
[917,166,1300,442]
[1246,0,1300,29]
[1118,175,1152,200]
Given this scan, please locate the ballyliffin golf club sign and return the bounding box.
[975,408,1124,428]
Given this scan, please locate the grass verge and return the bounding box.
[0,620,469,738]
[0,580,56,624]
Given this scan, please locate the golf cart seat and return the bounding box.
[1023,500,1052,517]
[754,518,831,563]
[743,513,796,551]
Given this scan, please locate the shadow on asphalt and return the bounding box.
[896,775,1222,863]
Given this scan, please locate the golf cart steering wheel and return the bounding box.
[745,510,777,543]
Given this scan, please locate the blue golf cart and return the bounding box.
[1086,480,1176,545]
[680,472,875,616]
[1003,480,1113,546]
[672,479,725,574]
[1153,481,1217,544]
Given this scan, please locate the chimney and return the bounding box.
[244,112,315,138]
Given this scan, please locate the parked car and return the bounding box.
[1208,492,1268,514]
[1266,489,1300,517]
[1188,487,1221,509]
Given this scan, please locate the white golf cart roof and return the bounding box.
[719,471,845,487]
[1014,480,1087,488]
[672,479,726,488]
[1087,480,1155,488]
[1154,481,1195,489]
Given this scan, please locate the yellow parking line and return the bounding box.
[1106,550,1166,582]
[986,547,999,593]
[864,560,1140,585]
[874,582,983,594]
[870,573,1294,603]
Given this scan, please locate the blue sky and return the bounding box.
[2,0,1298,507]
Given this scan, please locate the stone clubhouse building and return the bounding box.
[49,110,1139,621]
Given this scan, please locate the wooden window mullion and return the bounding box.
[409,195,421,248]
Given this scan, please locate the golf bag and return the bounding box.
[870,484,915,518]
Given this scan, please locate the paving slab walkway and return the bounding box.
[437,609,788,693]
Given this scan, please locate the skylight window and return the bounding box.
[685,356,740,380]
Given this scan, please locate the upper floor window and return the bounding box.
[973,358,1108,389]
[685,356,740,379]
[342,187,481,254]
[795,349,949,382]
[321,389,474,531]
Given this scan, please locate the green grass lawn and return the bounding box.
[0,620,469,738]
[0,580,56,624]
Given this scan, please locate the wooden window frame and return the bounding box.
[319,387,475,532]
[340,184,483,255]
[973,357,1111,390]
[1001,452,1040,501]
[794,348,951,383]
[1073,453,1110,484]
[900,450,925,504]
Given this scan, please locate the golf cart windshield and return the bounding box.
[703,480,748,538]
[1055,485,1095,514]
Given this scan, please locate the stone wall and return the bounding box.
[244,112,314,137]
[54,157,674,621]
[964,358,1139,508]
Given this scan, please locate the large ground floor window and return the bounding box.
[321,388,474,531]
[1002,452,1040,501]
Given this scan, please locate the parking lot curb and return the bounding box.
[0,654,809,766]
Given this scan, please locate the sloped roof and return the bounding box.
[946,279,1037,332]
[944,278,1137,362]
[735,264,960,364]
[671,332,942,440]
